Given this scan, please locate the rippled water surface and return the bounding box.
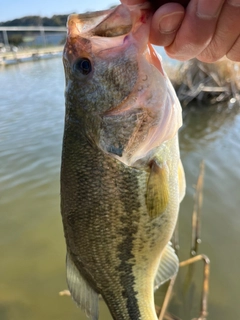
[0,58,240,320]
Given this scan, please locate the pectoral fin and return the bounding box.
[146,160,169,218]
[66,252,99,320]
[154,243,179,291]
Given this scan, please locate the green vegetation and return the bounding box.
[8,34,23,46]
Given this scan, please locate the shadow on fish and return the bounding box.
[61,3,186,320]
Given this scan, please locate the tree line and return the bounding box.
[0,14,69,27]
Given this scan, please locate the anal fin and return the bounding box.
[146,160,169,218]
[154,243,179,291]
[66,252,99,320]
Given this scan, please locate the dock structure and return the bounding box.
[0,26,67,47]
[0,26,67,66]
[0,46,63,66]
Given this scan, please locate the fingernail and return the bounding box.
[227,0,240,7]
[197,0,224,18]
[159,12,185,34]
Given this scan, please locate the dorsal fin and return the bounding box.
[66,252,99,320]
[154,243,179,291]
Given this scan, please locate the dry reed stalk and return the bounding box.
[191,160,205,256]
[179,254,210,320]
[158,276,177,320]
[168,59,240,106]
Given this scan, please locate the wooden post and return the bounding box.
[3,30,9,47]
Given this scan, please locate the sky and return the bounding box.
[0,0,119,22]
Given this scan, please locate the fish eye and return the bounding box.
[74,58,92,75]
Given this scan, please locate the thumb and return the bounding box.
[150,3,185,46]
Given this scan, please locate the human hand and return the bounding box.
[121,0,240,62]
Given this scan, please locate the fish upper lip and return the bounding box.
[92,33,133,55]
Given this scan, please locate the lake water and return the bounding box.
[0,57,239,320]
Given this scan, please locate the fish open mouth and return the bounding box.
[90,6,132,37]
[67,5,133,39]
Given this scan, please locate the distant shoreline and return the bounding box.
[0,46,63,67]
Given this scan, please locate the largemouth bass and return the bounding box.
[61,3,185,320]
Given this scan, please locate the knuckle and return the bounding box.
[226,51,240,62]
[198,39,225,63]
[226,38,240,62]
[197,51,222,63]
[166,32,214,61]
[166,41,196,61]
